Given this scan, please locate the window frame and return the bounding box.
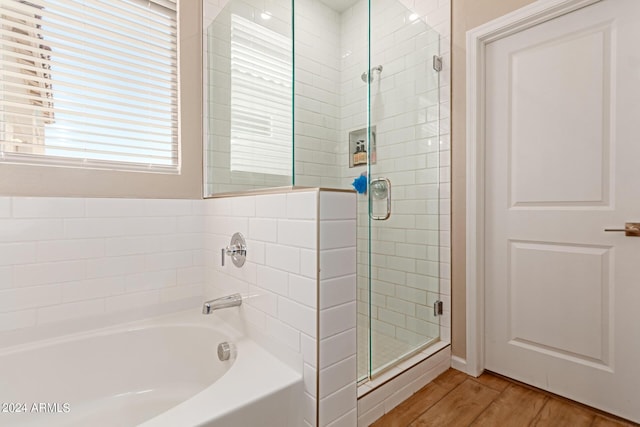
[0,0,202,199]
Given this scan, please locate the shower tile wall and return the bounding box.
[205,0,344,193]
[205,0,451,374]
[0,191,357,426]
[203,189,357,427]
[203,191,319,425]
[294,0,343,189]
[319,191,359,426]
[339,0,451,368]
[0,197,205,345]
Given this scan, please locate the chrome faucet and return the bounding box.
[202,293,243,314]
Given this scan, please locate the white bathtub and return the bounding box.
[0,310,303,427]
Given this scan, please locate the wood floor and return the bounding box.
[371,369,638,427]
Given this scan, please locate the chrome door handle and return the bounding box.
[369,177,391,220]
[604,222,640,237]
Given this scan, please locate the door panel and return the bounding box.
[509,25,611,207]
[508,241,611,364]
[484,0,640,421]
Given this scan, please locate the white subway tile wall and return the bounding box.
[319,191,358,426]
[204,0,448,385]
[322,0,451,381]
[0,190,356,426]
[0,197,204,337]
[204,0,451,367]
[293,0,342,190]
[204,189,357,427]
[0,0,451,425]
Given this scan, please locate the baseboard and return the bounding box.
[450,355,468,374]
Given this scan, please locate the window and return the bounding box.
[0,0,178,172]
[229,13,291,177]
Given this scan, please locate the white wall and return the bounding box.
[450,0,535,360]
[0,197,204,346]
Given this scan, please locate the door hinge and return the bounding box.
[433,300,443,316]
[432,55,443,72]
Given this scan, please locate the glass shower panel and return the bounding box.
[205,0,443,381]
[293,0,367,189]
[204,0,293,196]
[366,0,441,378]
[320,0,371,383]
[290,0,441,381]
[292,1,371,381]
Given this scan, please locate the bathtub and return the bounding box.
[0,310,303,426]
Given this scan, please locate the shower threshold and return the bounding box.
[357,333,447,398]
[357,339,450,398]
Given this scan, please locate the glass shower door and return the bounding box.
[288,0,442,382]
[364,0,442,379]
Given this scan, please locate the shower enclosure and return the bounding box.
[204,0,443,383]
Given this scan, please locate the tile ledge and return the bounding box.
[205,186,354,199]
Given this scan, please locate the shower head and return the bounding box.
[361,65,383,83]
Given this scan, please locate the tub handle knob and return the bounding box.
[221,232,247,267]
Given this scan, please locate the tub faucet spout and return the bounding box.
[202,293,242,314]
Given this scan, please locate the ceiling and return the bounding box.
[317,0,360,13]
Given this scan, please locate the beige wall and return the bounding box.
[450,0,536,359]
[0,1,203,199]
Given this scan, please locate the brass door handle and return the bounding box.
[604,222,640,236]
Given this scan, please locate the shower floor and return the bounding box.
[357,326,435,380]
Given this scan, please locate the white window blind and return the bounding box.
[0,0,178,172]
[230,14,291,177]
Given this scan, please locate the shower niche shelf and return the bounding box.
[349,127,377,168]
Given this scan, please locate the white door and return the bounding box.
[484,0,640,421]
